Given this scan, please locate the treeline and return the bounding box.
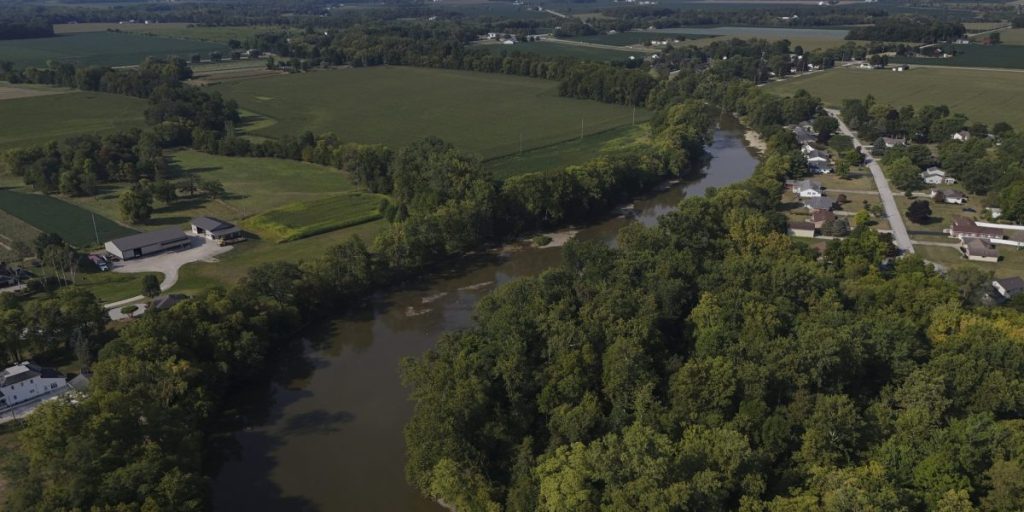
[0,57,191,98]
[0,19,54,40]
[846,16,966,43]
[401,122,1024,512]
[591,5,888,32]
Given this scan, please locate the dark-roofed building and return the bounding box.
[949,216,1003,240]
[962,238,999,262]
[803,197,836,211]
[793,125,816,144]
[105,228,191,261]
[788,221,816,238]
[993,277,1024,300]
[0,362,67,408]
[151,294,188,311]
[190,217,242,241]
[68,372,92,393]
[810,209,836,229]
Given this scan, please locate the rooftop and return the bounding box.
[995,277,1024,294]
[191,216,235,233]
[964,238,998,258]
[107,228,190,252]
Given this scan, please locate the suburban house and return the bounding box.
[793,124,816,144]
[986,207,1003,219]
[0,363,67,408]
[952,130,971,142]
[993,277,1024,300]
[794,179,823,198]
[948,216,1004,240]
[920,167,956,185]
[803,197,837,211]
[801,143,817,155]
[961,238,999,262]
[882,137,907,148]
[810,209,836,229]
[788,221,816,238]
[105,228,191,261]
[805,149,830,166]
[190,216,242,241]
[932,189,967,204]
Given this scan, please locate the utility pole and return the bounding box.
[580,118,584,140]
[632,107,636,125]
[92,213,99,245]
[519,133,523,155]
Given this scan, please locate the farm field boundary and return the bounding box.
[0,189,136,247]
[242,192,385,242]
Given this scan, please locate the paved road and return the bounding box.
[826,108,915,254]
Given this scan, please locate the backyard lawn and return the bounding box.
[914,244,1024,279]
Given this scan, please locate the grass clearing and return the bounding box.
[486,124,647,179]
[63,150,359,231]
[648,26,850,50]
[895,194,982,238]
[893,44,1024,70]
[766,66,1024,128]
[0,210,41,262]
[914,243,1024,279]
[0,189,134,249]
[564,31,711,46]
[72,270,162,304]
[994,28,1024,46]
[212,66,650,160]
[475,41,645,62]
[243,192,385,242]
[0,91,147,150]
[0,31,230,68]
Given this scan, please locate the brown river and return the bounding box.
[213,115,760,511]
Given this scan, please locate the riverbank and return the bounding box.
[744,128,767,153]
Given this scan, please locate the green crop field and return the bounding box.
[893,45,1024,70]
[486,124,647,179]
[564,31,710,46]
[212,66,651,159]
[765,66,1024,128]
[65,150,359,230]
[53,23,281,44]
[0,31,230,68]
[243,192,385,242]
[0,189,135,248]
[476,41,643,62]
[0,90,147,150]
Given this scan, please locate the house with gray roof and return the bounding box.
[993,277,1024,300]
[104,228,191,261]
[0,362,66,408]
[190,216,241,241]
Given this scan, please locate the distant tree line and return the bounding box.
[846,16,966,43]
[589,5,888,32]
[0,19,54,40]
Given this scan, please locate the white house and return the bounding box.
[0,363,67,408]
[794,179,823,198]
[190,216,242,241]
[805,149,830,167]
[952,130,971,142]
[105,228,191,261]
[932,189,967,204]
[882,137,906,148]
[920,167,956,185]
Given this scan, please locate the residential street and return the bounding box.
[826,108,915,254]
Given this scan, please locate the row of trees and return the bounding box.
[0,19,54,40]
[846,16,967,43]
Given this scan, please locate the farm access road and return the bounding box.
[826,108,915,254]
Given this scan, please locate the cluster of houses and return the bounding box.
[483,32,519,45]
[947,216,1024,262]
[787,179,841,237]
[103,217,241,262]
[793,124,834,174]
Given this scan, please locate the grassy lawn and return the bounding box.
[212,66,650,160]
[816,170,878,192]
[64,150,359,232]
[485,124,648,179]
[0,210,41,263]
[476,41,646,62]
[893,44,1024,70]
[0,31,230,68]
[53,23,284,44]
[72,270,162,304]
[0,189,135,249]
[895,193,980,238]
[914,244,1024,279]
[172,218,386,293]
[243,192,385,242]
[0,91,147,150]
[765,66,1024,128]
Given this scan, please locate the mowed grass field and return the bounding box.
[243,192,385,242]
[893,44,1024,70]
[487,124,647,179]
[0,89,147,150]
[212,66,651,159]
[65,150,360,232]
[648,26,851,50]
[766,67,1024,127]
[0,31,229,68]
[476,41,644,62]
[0,189,135,248]
[0,210,41,262]
[53,23,281,44]
[564,31,711,46]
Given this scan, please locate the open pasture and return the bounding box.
[893,44,1024,70]
[65,150,359,230]
[243,192,385,242]
[54,23,278,44]
[0,210,41,262]
[648,26,850,50]
[0,90,147,150]
[0,31,229,68]
[564,31,711,46]
[475,40,643,61]
[0,189,135,248]
[765,66,1024,128]
[212,66,651,159]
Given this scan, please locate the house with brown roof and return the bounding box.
[788,221,816,238]
[948,216,1004,240]
[961,238,999,262]
[810,209,836,229]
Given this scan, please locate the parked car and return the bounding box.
[962,207,977,213]
[88,254,109,271]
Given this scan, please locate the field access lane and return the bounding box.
[826,108,914,254]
